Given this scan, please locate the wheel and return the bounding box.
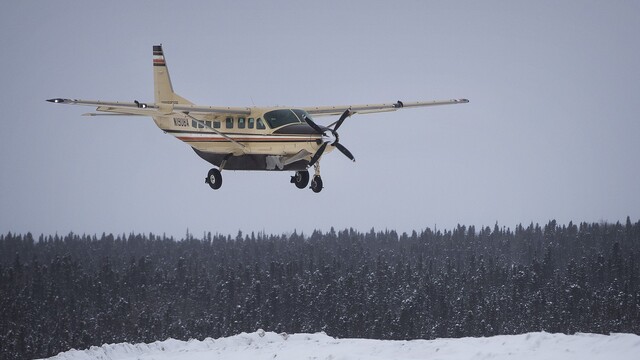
[310,175,323,193]
[291,170,310,189]
[205,168,222,190]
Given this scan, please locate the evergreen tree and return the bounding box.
[1,220,640,359]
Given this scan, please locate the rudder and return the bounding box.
[153,45,193,105]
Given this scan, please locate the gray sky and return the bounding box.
[1,1,639,238]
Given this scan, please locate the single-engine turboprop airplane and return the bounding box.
[48,45,468,193]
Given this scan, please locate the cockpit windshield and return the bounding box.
[263,109,312,129]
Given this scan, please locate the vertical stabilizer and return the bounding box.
[153,45,193,105]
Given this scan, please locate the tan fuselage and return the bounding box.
[152,110,331,171]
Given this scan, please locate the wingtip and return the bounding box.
[47,98,70,104]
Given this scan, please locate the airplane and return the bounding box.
[48,45,468,193]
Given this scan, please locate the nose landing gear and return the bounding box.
[309,162,323,193]
[310,175,323,193]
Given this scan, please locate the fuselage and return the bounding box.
[152,107,331,171]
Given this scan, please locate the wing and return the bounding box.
[46,98,252,116]
[301,98,469,117]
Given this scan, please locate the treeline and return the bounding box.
[1,219,639,359]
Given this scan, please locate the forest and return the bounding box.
[1,219,639,359]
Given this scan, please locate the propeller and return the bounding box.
[305,116,325,134]
[333,108,351,131]
[308,142,328,167]
[305,109,354,167]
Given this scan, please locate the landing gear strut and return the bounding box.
[291,170,310,189]
[205,168,222,190]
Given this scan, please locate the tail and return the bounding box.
[153,45,193,105]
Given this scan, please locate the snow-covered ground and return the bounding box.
[42,331,640,360]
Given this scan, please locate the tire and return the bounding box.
[310,176,323,193]
[206,168,222,190]
[292,170,310,189]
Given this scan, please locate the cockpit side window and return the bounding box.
[257,118,266,130]
[264,109,309,129]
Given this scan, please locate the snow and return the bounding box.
[41,331,640,360]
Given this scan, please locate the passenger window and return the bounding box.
[257,118,266,130]
[213,121,221,129]
[191,119,197,128]
[248,118,255,129]
[226,117,234,129]
[205,120,212,128]
[238,117,246,129]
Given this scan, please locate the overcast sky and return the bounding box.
[1,1,639,238]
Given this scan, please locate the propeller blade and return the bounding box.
[333,109,352,131]
[308,142,328,167]
[304,116,325,134]
[334,142,355,162]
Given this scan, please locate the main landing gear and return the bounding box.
[290,163,323,193]
[205,168,222,190]
[205,154,230,190]
[290,170,310,189]
[205,161,324,193]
